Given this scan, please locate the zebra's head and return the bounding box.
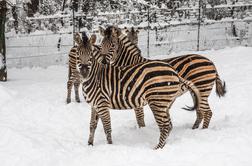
[124,27,139,46]
[99,26,122,63]
[74,32,97,80]
[74,33,83,46]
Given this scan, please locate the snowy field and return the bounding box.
[0,46,252,166]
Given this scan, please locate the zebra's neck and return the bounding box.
[82,44,106,97]
[82,58,104,104]
[113,34,146,66]
[83,58,101,85]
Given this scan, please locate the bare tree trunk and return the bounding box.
[0,0,7,81]
[62,0,66,11]
[11,5,18,34]
[60,0,67,26]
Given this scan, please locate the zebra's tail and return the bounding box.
[215,73,226,97]
[179,77,201,111]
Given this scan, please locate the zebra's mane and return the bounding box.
[104,26,113,39]
[130,27,136,34]
[82,31,89,46]
[118,33,141,54]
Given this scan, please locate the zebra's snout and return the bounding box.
[79,64,90,79]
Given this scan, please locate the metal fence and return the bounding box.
[5,2,252,68]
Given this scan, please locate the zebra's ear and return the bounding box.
[99,26,105,36]
[117,27,122,36]
[124,27,129,33]
[112,26,122,37]
[90,34,96,45]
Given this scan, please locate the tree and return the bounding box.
[11,5,18,33]
[26,0,39,17]
[39,0,61,15]
[62,0,67,11]
[0,0,7,81]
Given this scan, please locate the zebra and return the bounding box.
[98,26,226,129]
[75,33,202,149]
[66,32,96,104]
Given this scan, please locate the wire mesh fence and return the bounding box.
[5,2,252,68]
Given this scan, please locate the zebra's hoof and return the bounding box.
[192,124,199,129]
[88,142,93,146]
[75,98,80,103]
[153,145,162,150]
[107,140,113,144]
[66,98,71,104]
[138,123,146,128]
[154,142,166,150]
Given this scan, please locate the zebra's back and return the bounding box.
[165,54,217,90]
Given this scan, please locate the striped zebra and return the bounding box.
[98,26,226,129]
[75,33,201,149]
[66,32,96,104]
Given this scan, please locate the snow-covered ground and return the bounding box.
[0,46,252,166]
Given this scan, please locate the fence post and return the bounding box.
[72,5,75,46]
[62,0,66,11]
[197,0,202,51]
[0,0,7,81]
[72,0,78,46]
[147,4,150,57]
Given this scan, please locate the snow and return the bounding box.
[0,84,12,105]
[0,46,252,166]
[8,0,31,4]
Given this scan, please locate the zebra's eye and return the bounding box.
[87,61,91,66]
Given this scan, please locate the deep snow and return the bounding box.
[0,47,252,166]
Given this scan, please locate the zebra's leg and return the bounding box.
[88,107,99,146]
[202,101,212,129]
[134,107,145,128]
[74,82,80,103]
[191,97,212,129]
[192,109,204,129]
[194,82,214,129]
[187,90,203,129]
[149,103,172,149]
[97,107,112,144]
[66,80,73,104]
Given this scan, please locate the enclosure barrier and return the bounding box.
[5,2,252,68]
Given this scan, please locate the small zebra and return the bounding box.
[66,32,96,104]
[99,26,226,129]
[75,33,201,149]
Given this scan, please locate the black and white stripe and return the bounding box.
[75,34,201,149]
[66,32,95,104]
[99,26,226,129]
